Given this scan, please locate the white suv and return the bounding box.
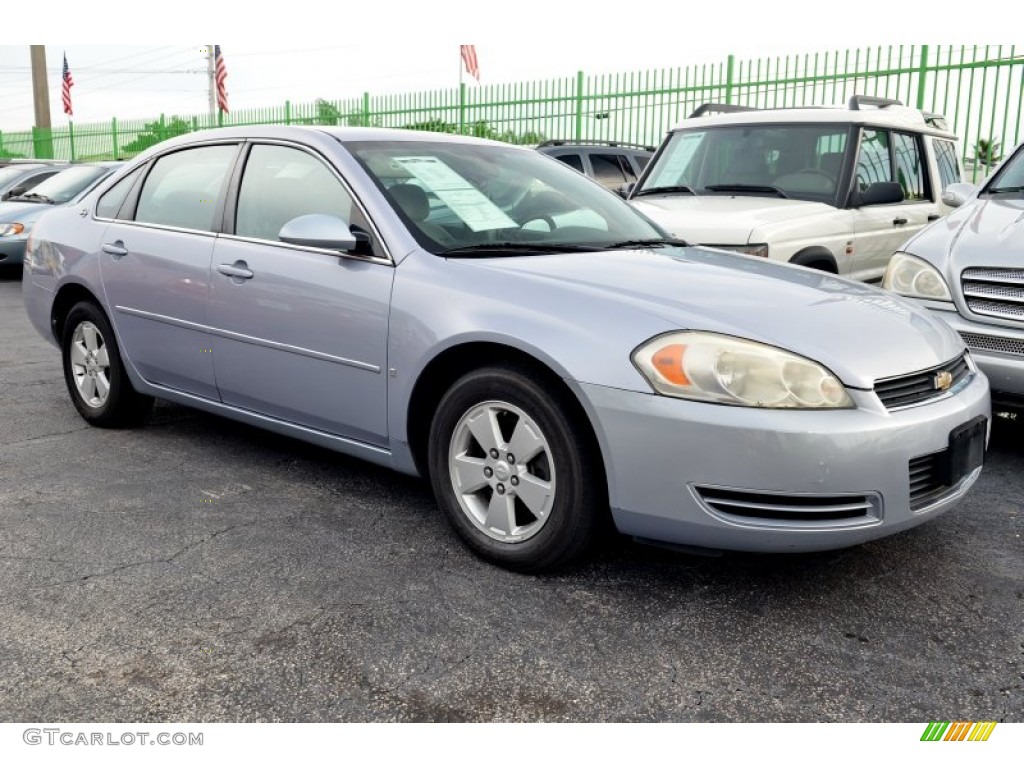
[628,96,962,282]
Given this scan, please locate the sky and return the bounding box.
[1,5,985,133]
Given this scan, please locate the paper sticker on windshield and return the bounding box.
[649,132,705,188]
[393,156,518,232]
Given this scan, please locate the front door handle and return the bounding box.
[893,217,908,226]
[102,241,128,258]
[927,214,941,221]
[217,261,254,280]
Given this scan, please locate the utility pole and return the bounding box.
[206,45,216,123]
[29,45,54,158]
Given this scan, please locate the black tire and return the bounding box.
[428,365,603,573]
[61,301,153,428]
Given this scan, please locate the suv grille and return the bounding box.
[959,332,1024,357]
[962,268,1024,322]
[874,354,971,409]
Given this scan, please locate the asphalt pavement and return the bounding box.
[0,267,1021,722]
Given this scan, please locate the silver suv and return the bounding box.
[883,138,1024,409]
[628,97,962,282]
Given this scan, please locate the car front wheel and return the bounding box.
[428,366,603,572]
[61,301,153,427]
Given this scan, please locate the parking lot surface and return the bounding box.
[0,269,1021,722]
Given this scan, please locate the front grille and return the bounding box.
[694,486,878,525]
[959,331,1024,357]
[962,268,1024,322]
[874,354,971,410]
[909,451,945,510]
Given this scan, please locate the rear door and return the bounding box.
[98,143,240,399]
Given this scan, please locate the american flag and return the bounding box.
[460,45,480,82]
[215,45,229,113]
[62,53,74,117]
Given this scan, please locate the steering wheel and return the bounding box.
[795,168,835,182]
[519,215,557,232]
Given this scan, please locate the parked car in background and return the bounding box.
[883,138,1024,410]
[0,162,67,202]
[0,162,121,266]
[23,126,988,572]
[627,97,963,282]
[536,140,654,192]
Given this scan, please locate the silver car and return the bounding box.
[22,126,990,572]
[883,139,1024,410]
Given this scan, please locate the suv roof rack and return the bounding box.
[848,95,903,110]
[537,139,657,151]
[689,103,758,118]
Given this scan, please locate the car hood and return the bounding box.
[0,200,48,223]
[460,246,964,389]
[631,195,834,243]
[904,196,1024,272]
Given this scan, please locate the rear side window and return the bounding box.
[591,154,632,185]
[135,145,237,232]
[96,167,143,220]
[934,139,961,190]
[893,132,927,201]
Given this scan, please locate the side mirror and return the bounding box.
[617,182,635,199]
[941,182,976,208]
[855,181,904,207]
[279,214,357,251]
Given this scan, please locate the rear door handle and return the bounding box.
[893,217,908,226]
[102,241,127,258]
[927,214,941,221]
[217,262,254,280]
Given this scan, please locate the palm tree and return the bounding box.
[972,137,1003,167]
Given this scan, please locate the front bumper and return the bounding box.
[575,370,990,553]
[0,236,27,265]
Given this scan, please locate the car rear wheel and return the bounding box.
[428,366,602,572]
[62,301,153,427]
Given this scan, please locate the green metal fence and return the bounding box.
[1,45,1021,182]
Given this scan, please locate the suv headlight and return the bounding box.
[706,243,769,258]
[882,252,952,301]
[633,331,853,408]
[0,223,25,238]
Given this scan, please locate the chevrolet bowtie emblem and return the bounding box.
[934,370,953,390]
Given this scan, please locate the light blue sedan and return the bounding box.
[22,126,990,571]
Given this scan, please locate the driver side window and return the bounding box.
[856,130,893,191]
[236,144,379,254]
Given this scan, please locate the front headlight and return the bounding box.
[0,222,25,238]
[705,243,769,258]
[633,331,853,409]
[882,251,952,301]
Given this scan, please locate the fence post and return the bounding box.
[158,114,166,142]
[111,118,119,160]
[68,122,76,161]
[459,82,466,134]
[725,54,735,104]
[362,92,370,127]
[916,45,929,109]
[32,126,53,159]
[0,131,4,157]
[285,100,291,125]
[575,71,585,141]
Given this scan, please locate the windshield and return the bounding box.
[984,144,1024,194]
[18,165,113,204]
[0,165,45,186]
[345,140,665,254]
[637,124,852,205]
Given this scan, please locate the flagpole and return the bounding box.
[458,47,465,135]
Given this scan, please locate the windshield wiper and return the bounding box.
[705,183,789,199]
[602,237,689,249]
[438,242,600,257]
[11,192,54,204]
[987,185,1024,194]
[634,185,697,197]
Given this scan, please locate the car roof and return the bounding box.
[675,103,958,140]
